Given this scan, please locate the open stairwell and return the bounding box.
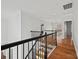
[36,36,57,59]
[1,32,57,59]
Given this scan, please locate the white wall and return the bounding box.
[72,0,78,55]
[1,10,21,44]
[21,10,45,39]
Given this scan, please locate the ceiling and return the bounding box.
[2,0,73,22]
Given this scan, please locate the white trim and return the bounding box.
[47,46,56,57]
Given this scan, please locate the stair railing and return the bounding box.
[1,31,57,59]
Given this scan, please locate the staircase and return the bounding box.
[1,31,57,59]
[36,36,57,59]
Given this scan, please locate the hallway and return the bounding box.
[48,37,77,59]
[1,0,78,59]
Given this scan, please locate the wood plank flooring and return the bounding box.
[48,37,77,59]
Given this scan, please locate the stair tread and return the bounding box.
[36,55,44,59]
[40,42,56,49]
[39,39,57,46]
[40,42,55,46]
[39,46,51,52]
[36,50,44,55]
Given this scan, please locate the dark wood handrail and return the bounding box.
[1,33,54,50]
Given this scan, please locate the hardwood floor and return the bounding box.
[48,37,78,59]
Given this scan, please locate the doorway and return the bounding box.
[64,21,72,38]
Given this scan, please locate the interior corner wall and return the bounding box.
[72,0,78,55]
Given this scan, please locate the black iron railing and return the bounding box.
[1,31,57,59]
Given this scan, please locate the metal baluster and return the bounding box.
[17,45,18,59]
[42,38,44,59]
[38,39,39,59]
[42,38,43,59]
[52,33,53,46]
[41,38,43,59]
[23,44,24,59]
[35,40,36,59]
[40,38,41,59]
[55,30,57,46]
[35,41,36,59]
[40,39,41,59]
[33,40,36,59]
[32,41,33,59]
[44,32,47,59]
[28,42,29,59]
[40,34,42,59]
[52,33,53,39]
[9,48,11,59]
